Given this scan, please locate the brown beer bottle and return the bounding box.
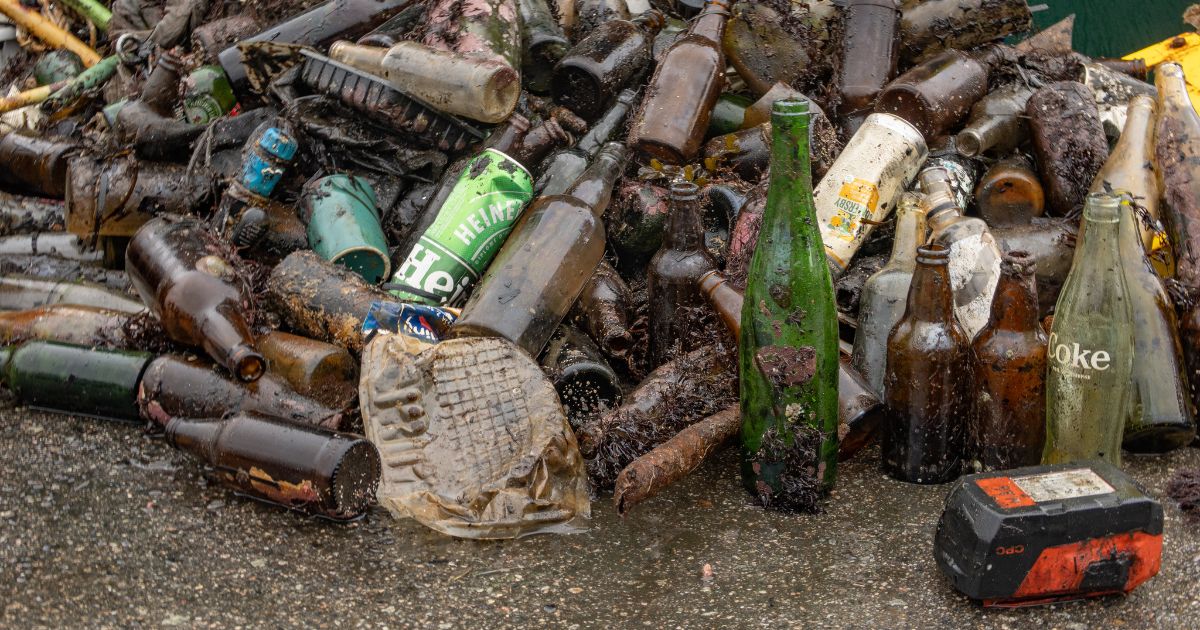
[162,411,381,520]
[974,157,1045,228]
[126,217,265,382]
[628,0,731,165]
[648,181,717,366]
[552,10,665,120]
[138,355,345,430]
[0,133,77,198]
[836,0,902,130]
[970,252,1047,471]
[567,261,634,360]
[875,48,990,140]
[882,245,973,484]
[450,143,627,356]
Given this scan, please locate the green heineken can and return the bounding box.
[182,65,237,124]
[389,148,533,306]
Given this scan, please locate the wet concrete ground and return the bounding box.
[2,407,1199,629]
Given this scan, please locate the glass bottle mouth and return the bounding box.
[669,180,700,201]
[1001,250,1036,276]
[916,244,949,265]
[1083,192,1121,223]
[1157,62,1185,79]
[771,98,810,118]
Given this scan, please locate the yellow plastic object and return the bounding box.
[1126,32,1200,110]
[0,0,102,66]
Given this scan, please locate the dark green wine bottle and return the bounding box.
[740,99,839,507]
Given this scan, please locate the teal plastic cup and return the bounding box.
[304,175,391,284]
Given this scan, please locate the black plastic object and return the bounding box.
[297,49,485,152]
[934,461,1163,607]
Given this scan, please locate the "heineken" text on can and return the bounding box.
[388,149,534,306]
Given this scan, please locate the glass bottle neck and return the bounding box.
[988,267,1040,333]
[1157,65,1192,111]
[699,271,743,336]
[767,111,811,199]
[1110,97,1154,163]
[576,97,632,156]
[906,258,955,323]
[885,206,926,272]
[663,194,706,251]
[690,1,731,43]
[566,151,623,213]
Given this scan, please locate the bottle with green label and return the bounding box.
[740,99,839,508]
[1043,193,1134,467]
[183,65,237,124]
[388,115,568,306]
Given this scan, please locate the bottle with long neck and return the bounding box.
[162,411,381,520]
[1043,193,1134,467]
[740,99,839,505]
[126,217,264,382]
[1092,95,1173,278]
[552,10,664,120]
[449,143,627,356]
[875,48,990,140]
[648,181,717,367]
[388,115,569,306]
[954,83,1035,158]
[536,89,637,196]
[921,166,1002,338]
[1115,196,1195,452]
[628,0,731,165]
[1156,63,1200,292]
[852,193,927,396]
[701,269,887,463]
[882,244,973,484]
[971,251,1047,471]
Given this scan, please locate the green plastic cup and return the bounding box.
[304,175,391,284]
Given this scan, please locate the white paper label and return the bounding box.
[1013,469,1115,503]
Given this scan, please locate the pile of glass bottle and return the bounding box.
[0,0,1197,521]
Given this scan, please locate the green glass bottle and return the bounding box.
[1043,193,1134,467]
[740,99,839,507]
[1115,196,1196,452]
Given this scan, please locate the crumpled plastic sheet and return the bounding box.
[360,334,591,539]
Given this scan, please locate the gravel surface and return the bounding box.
[2,407,1199,628]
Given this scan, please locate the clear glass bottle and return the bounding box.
[1043,193,1134,466]
[852,192,927,397]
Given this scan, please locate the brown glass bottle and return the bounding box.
[266,250,393,355]
[257,331,359,411]
[540,325,622,423]
[697,269,887,462]
[0,133,77,198]
[702,124,770,183]
[162,412,380,520]
[628,0,731,165]
[648,181,717,366]
[450,143,627,356]
[975,156,1045,228]
[971,252,1047,471]
[575,0,630,37]
[126,217,264,382]
[875,48,989,141]
[552,10,665,120]
[882,245,972,484]
[138,355,344,431]
[567,260,634,360]
[836,0,901,125]
[1157,63,1200,291]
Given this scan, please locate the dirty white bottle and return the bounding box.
[328,41,520,124]
[920,166,1002,338]
[814,112,927,278]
